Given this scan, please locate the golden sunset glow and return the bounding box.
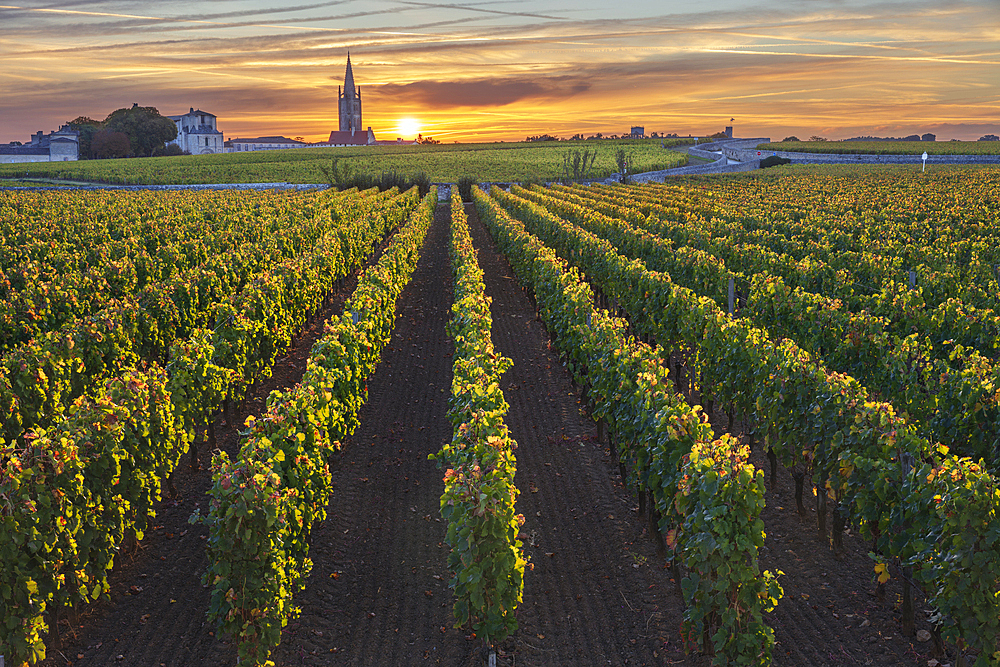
[1,1,997,143]
[397,118,421,139]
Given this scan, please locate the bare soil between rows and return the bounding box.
[39,201,941,667]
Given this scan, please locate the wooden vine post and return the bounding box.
[793,469,807,516]
[899,452,915,637]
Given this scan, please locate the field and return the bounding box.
[0,179,72,187]
[0,138,690,185]
[3,164,1000,667]
[757,140,1000,155]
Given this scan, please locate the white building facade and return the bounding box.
[166,108,224,154]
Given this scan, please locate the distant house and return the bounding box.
[225,136,307,152]
[166,108,224,154]
[629,126,645,138]
[0,125,79,163]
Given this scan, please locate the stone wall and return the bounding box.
[689,138,770,161]
[0,154,51,164]
[723,144,1000,165]
[631,157,761,182]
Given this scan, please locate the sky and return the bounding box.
[1,0,998,143]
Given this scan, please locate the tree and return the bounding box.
[526,134,558,142]
[614,148,632,183]
[152,143,190,157]
[103,104,177,157]
[562,148,598,181]
[417,134,440,145]
[979,135,999,141]
[809,135,828,142]
[66,116,104,159]
[91,129,131,159]
[759,155,792,169]
[782,136,800,142]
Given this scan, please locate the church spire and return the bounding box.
[338,52,362,133]
[344,51,356,98]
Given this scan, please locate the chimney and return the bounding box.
[190,107,194,113]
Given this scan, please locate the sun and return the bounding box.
[397,118,420,138]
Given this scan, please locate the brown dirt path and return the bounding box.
[36,197,940,667]
[750,443,933,667]
[482,181,940,667]
[463,191,936,667]
[267,200,465,666]
[37,211,400,667]
[39,295,353,667]
[465,202,686,666]
[267,201,688,667]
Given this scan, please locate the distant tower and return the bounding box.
[339,53,362,133]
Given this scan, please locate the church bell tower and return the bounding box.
[338,53,363,133]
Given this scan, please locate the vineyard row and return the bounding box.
[474,186,782,663]
[193,187,437,665]
[0,186,421,664]
[483,183,1000,666]
[509,183,1000,468]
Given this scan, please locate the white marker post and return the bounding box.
[922,151,928,172]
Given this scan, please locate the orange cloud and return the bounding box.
[1,0,996,143]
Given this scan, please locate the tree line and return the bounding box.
[67,104,180,159]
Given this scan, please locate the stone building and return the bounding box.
[0,125,79,163]
[225,136,307,152]
[166,108,224,154]
[329,54,376,146]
